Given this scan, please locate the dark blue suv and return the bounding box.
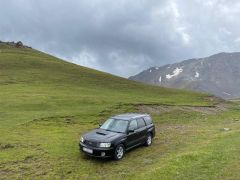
[79,113,155,160]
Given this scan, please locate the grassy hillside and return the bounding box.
[0,44,240,179]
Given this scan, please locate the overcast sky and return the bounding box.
[1,0,240,77]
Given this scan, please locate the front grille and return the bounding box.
[84,140,98,147]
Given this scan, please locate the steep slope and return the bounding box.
[2,42,240,179]
[129,52,240,99]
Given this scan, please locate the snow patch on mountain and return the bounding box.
[195,72,200,78]
[223,92,231,96]
[166,67,183,79]
[159,76,162,83]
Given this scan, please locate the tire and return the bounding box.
[114,144,125,160]
[145,133,152,146]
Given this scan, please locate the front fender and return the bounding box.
[113,136,127,147]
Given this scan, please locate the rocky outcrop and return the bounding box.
[0,41,32,49]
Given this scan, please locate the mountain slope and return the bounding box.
[129,52,240,99]
[1,42,240,179]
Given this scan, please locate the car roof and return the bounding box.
[112,113,149,121]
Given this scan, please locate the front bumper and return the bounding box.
[79,142,114,158]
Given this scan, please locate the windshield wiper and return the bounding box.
[101,128,123,133]
[104,129,111,132]
[100,128,112,132]
[112,130,123,133]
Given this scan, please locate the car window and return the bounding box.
[144,116,152,125]
[129,120,137,130]
[137,118,146,128]
[100,118,129,133]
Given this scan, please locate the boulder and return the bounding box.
[15,41,24,48]
[220,128,230,131]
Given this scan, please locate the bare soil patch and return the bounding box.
[0,143,14,150]
[136,103,228,115]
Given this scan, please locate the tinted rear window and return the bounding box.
[129,120,138,130]
[137,118,146,128]
[144,116,152,125]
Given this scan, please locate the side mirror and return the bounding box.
[128,129,135,133]
[99,124,102,127]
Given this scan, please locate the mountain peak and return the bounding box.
[129,52,240,99]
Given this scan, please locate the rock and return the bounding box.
[0,40,31,49]
[220,128,230,131]
[15,41,24,48]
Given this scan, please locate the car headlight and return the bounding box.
[80,136,84,143]
[99,142,111,148]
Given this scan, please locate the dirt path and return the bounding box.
[135,103,228,115]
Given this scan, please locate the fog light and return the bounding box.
[101,152,105,157]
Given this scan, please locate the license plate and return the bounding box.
[83,147,93,154]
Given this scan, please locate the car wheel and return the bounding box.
[145,133,152,146]
[114,144,125,160]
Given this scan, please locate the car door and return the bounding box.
[126,119,139,149]
[135,118,147,144]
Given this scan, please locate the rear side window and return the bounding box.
[136,118,146,128]
[144,116,152,125]
[129,120,138,130]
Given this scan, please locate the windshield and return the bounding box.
[100,118,128,133]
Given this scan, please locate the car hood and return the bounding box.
[83,129,124,142]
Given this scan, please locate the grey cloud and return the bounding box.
[1,0,240,77]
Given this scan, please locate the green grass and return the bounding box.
[0,44,240,179]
